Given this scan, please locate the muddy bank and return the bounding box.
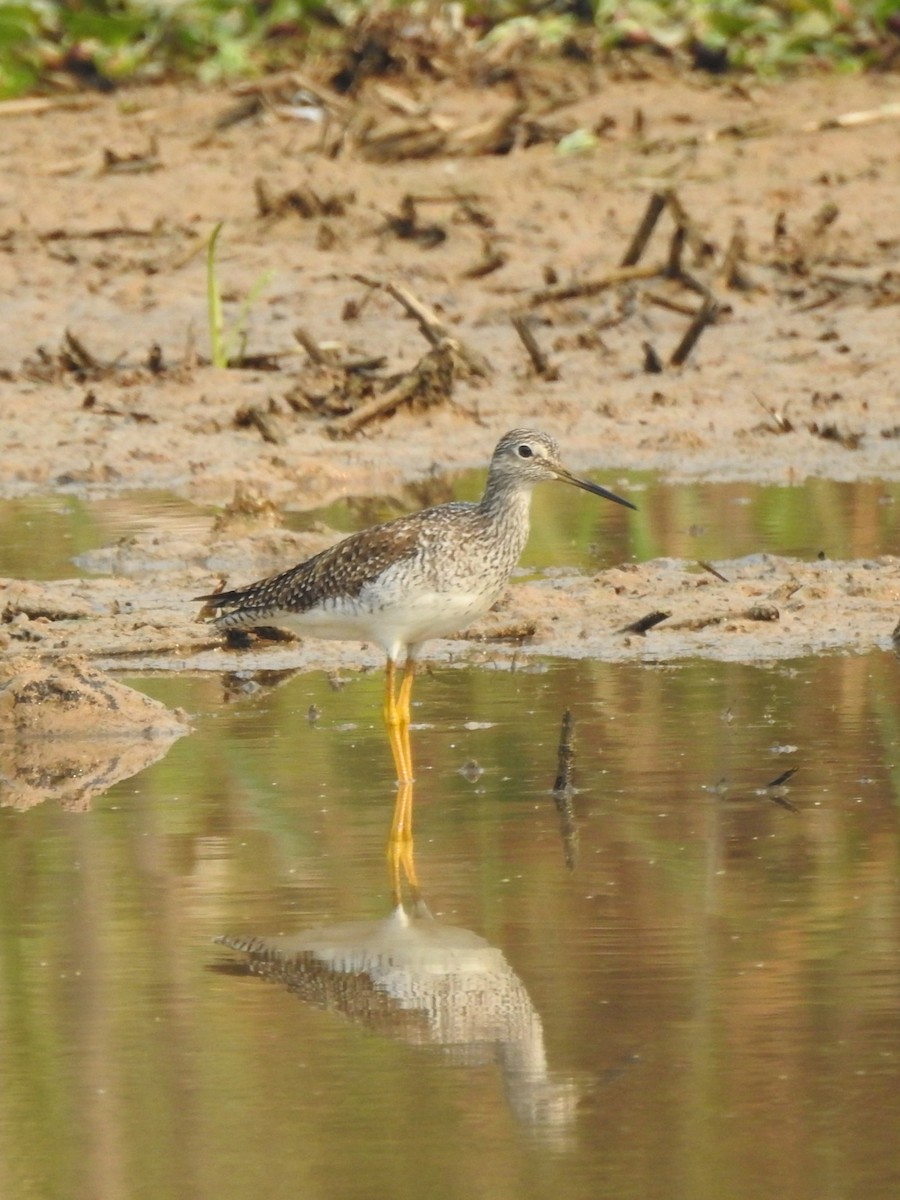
[2,71,900,504]
[1,515,897,670]
[0,654,190,808]
[2,66,899,672]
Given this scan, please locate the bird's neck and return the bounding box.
[478,476,535,547]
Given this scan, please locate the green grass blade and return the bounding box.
[207,220,226,368]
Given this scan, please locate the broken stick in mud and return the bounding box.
[351,274,492,378]
[511,315,559,381]
[326,339,457,438]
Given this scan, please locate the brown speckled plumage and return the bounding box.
[204,519,425,625]
[197,429,635,665]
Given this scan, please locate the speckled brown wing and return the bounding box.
[196,517,427,628]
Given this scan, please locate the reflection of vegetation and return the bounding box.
[1,0,897,98]
[0,492,209,581]
[1,478,897,583]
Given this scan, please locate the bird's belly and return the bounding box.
[365,587,492,648]
[272,586,493,655]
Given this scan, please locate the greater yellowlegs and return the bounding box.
[197,429,635,782]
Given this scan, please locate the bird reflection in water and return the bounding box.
[214,781,578,1140]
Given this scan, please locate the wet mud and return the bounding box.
[2,62,899,675]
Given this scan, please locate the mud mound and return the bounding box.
[0,656,190,808]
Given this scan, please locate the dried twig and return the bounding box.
[351,274,491,377]
[326,340,456,438]
[255,177,352,220]
[379,194,446,247]
[511,315,559,380]
[669,294,719,367]
[453,101,526,156]
[677,271,714,299]
[533,189,724,370]
[665,223,686,277]
[214,95,264,131]
[664,606,780,631]
[357,117,447,163]
[806,201,840,241]
[0,96,98,118]
[620,190,668,267]
[63,328,104,371]
[351,274,443,343]
[802,101,900,132]
[460,240,507,279]
[721,218,753,290]
[698,561,729,583]
[234,405,284,445]
[619,610,671,635]
[666,190,716,264]
[529,263,662,306]
[102,136,161,175]
[753,392,793,433]
[641,341,663,373]
[644,292,698,317]
[293,326,332,365]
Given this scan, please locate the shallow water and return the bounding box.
[2,651,899,1200]
[0,475,898,581]
[0,491,211,581]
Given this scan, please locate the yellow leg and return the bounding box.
[384,658,397,730]
[383,657,415,784]
[387,780,420,905]
[397,658,416,725]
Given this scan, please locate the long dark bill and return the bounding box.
[554,467,637,511]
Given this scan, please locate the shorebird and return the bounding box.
[197,429,635,782]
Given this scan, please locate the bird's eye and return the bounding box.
[517,444,534,459]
